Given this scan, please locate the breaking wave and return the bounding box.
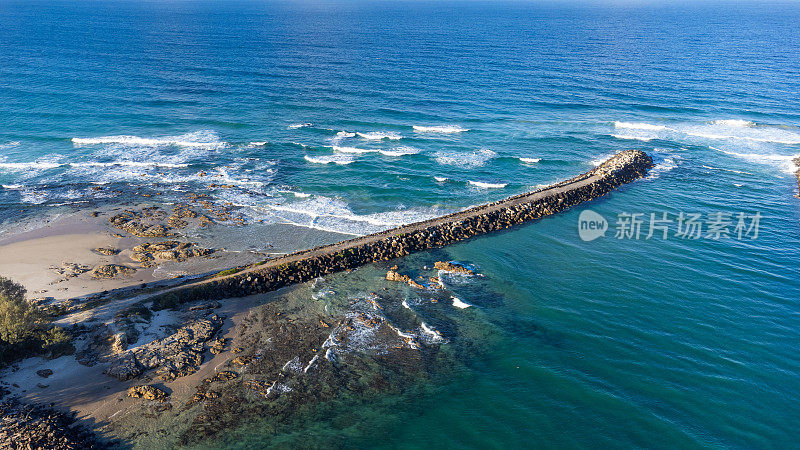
[711,119,755,127]
[304,154,356,165]
[710,146,798,173]
[330,146,377,154]
[413,125,469,134]
[357,132,402,140]
[468,181,507,189]
[379,146,420,157]
[71,130,226,149]
[614,121,667,131]
[610,134,654,142]
[251,195,446,236]
[0,162,62,171]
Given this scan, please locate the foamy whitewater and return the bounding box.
[1,1,800,447]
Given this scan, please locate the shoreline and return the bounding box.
[0,150,652,448]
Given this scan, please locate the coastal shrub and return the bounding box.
[216,268,240,278]
[0,276,73,368]
[152,292,180,311]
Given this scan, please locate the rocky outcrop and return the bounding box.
[90,264,136,279]
[126,385,169,402]
[793,156,800,198]
[93,247,120,256]
[0,400,106,449]
[131,241,214,264]
[150,150,653,308]
[106,315,224,381]
[108,207,171,238]
[386,266,410,282]
[50,262,91,280]
[434,261,475,276]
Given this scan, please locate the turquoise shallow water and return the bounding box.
[1,0,800,447]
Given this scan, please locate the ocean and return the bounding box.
[1,0,800,447]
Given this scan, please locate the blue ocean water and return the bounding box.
[2,0,800,447]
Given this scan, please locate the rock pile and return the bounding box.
[109,208,171,238]
[150,150,653,307]
[0,400,106,449]
[106,315,224,381]
[90,264,136,279]
[126,385,169,402]
[434,261,475,276]
[93,247,120,256]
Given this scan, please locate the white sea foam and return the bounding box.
[1,184,23,189]
[614,121,667,131]
[684,129,800,145]
[710,146,798,173]
[330,146,377,154]
[248,141,267,147]
[71,161,189,169]
[251,195,445,236]
[451,296,472,309]
[0,162,62,171]
[288,123,312,129]
[20,190,47,204]
[610,134,654,142]
[0,141,20,150]
[413,125,469,134]
[435,148,496,168]
[293,192,311,198]
[468,180,507,189]
[434,176,448,182]
[379,146,420,157]
[420,322,444,343]
[304,154,355,165]
[701,165,753,175]
[711,119,755,127]
[401,299,411,310]
[328,131,356,144]
[590,153,616,167]
[646,155,680,180]
[303,355,319,373]
[357,131,402,140]
[519,157,541,163]
[612,119,800,145]
[211,168,266,187]
[72,130,226,149]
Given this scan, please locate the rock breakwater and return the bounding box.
[152,150,653,307]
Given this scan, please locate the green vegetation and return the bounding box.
[216,268,241,278]
[115,303,153,322]
[152,292,181,311]
[0,276,73,368]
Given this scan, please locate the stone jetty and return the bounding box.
[151,150,653,308]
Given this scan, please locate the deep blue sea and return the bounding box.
[2,0,800,447]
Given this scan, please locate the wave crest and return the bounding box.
[304,154,355,165]
[72,130,225,149]
[357,132,402,140]
[413,125,469,134]
[468,180,507,189]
